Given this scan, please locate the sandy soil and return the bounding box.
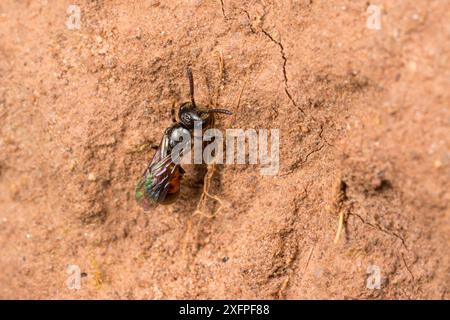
[0,0,449,299]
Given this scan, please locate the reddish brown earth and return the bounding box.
[0,0,449,299]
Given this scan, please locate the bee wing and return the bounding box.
[135,136,185,210]
[148,153,179,201]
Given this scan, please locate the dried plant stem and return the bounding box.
[334,210,345,244]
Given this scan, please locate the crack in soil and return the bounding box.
[219,0,227,19]
[401,252,415,280]
[239,7,328,175]
[349,212,408,250]
[260,28,305,116]
[240,8,304,115]
[241,9,256,33]
[279,143,325,176]
[319,123,333,147]
[349,212,416,280]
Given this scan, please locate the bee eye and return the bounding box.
[181,113,192,126]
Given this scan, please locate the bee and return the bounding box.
[135,67,232,210]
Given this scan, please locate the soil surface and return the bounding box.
[0,0,449,299]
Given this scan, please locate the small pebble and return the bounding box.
[408,61,417,73]
[434,159,442,169]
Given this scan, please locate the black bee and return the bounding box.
[135,67,232,210]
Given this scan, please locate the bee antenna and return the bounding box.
[187,67,196,107]
[207,108,233,115]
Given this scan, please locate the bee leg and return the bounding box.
[171,101,177,123]
[179,166,186,176]
[151,144,159,150]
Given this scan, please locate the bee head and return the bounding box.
[178,67,232,129]
[178,102,204,129]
